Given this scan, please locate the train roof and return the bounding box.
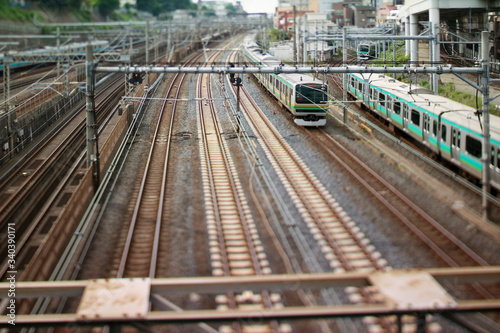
[278,73,324,86]
[349,71,500,142]
[243,37,323,87]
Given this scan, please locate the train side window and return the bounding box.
[497,149,500,168]
[411,109,420,126]
[433,120,437,136]
[492,147,496,166]
[441,124,447,141]
[452,129,456,147]
[379,93,386,107]
[457,131,461,148]
[465,135,482,158]
[393,101,401,115]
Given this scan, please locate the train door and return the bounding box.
[402,105,409,131]
[451,127,462,163]
[491,146,500,190]
[422,113,430,144]
[392,99,402,127]
[378,92,387,117]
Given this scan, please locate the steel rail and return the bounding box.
[116,66,193,279]
[313,129,495,300]
[0,78,123,280]
[200,47,281,332]
[233,58,413,331]
[197,51,241,333]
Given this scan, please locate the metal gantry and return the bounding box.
[1,267,499,330]
[84,31,494,219]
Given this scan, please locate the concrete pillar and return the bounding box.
[405,16,410,56]
[410,14,418,66]
[429,4,440,93]
[429,3,440,64]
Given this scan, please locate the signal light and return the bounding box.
[129,72,143,85]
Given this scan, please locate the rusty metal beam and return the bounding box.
[3,267,499,299]
[2,300,500,328]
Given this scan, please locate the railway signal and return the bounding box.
[129,72,143,84]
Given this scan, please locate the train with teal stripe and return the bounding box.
[0,40,109,71]
[242,39,328,126]
[346,71,500,192]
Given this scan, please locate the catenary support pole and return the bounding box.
[481,31,491,220]
[429,1,440,94]
[343,27,347,124]
[86,43,99,191]
[410,14,418,66]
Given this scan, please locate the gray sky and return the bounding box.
[236,0,278,14]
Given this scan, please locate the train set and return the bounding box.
[242,38,329,126]
[346,71,500,192]
[0,40,110,71]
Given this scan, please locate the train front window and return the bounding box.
[296,84,326,104]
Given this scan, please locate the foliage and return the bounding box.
[97,0,119,17]
[225,3,238,16]
[31,0,83,9]
[201,6,216,17]
[137,0,195,16]
[268,28,288,42]
[0,0,44,21]
[419,80,498,116]
[72,7,92,22]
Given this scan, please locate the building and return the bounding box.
[351,5,376,27]
[302,13,337,62]
[308,0,343,15]
[119,0,136,7]
[376,2,397,25]
[331,1,363,27]
[274,6,312,33]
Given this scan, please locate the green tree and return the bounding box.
[225,3,237,15]
[97,0,119,16]
[137,0,195,16]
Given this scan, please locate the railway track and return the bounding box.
[309,128,500,324]
[197,48,286,333]
[320,52,500,330]
[229,53,417,331]
[0,76,124,281]
[114,66,188,279]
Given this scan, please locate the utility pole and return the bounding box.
[56,27,61,78]
[3,56,13,155]
[86,43,99,191]
[342,27,347,124]
[480,31,491,220]
[146,20,149,65]
[293,6,297,64]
